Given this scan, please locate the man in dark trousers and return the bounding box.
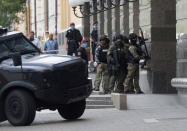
[66,22,83,56]
[107,34,129,93]
[77,46,88,64]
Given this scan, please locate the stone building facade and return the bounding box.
[24,0,82,43]
[81,0,187,94]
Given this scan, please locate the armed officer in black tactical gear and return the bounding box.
[107,34,129,93]
[91,21,98,61]
[94,35,110,93]
[66,22,83,56]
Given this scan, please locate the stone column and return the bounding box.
[133,0,140,34]
[55,0,58,35]
[90,0,97,32]
[90,16,97,32]
[112,0,120,35]
[129,3,133,33]
[26,0,31,35]
[34,0,37,36]
[82,2,90,39]
[176,0,187,78]
[92,3,97,25]
[44,0,49,32]
[150,0,177,93]
[104,1,112,41]
[98,0,105,36]
[121,3,129,36]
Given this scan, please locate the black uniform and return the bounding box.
[108,35,129,93]
[77,47,88,64]
[91,29,98,61]
[66,28,82,56]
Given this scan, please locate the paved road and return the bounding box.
[1,103,187,131]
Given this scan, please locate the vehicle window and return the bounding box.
[0,43,10,57]
[5,36,37,53]
[0,35,39,62]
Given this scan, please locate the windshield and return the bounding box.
[0,35,39,61]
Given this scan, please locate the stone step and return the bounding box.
[92,91,105,95]
[124,94,180,110]
[87,94,181,109]
[86,94,114,109]
[86,105,115,109]
[86,100,113,105]
[86,94,181,110]
[88,95,112,101]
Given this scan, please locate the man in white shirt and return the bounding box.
[29,31,41,50]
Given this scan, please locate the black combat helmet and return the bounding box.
[113,34,125,47]
[129,33,138,44]
[100,35,110,44]
[112,33,124,42]
[123,36,129,44]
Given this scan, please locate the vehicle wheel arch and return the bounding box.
[0,81,37,101]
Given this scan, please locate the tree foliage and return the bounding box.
[0,0,26,27]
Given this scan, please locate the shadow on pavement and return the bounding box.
[32,118,90,126]
[0,118,91,128]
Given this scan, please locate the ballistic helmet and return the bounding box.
[112,33,124,42]
[129,33,138,44]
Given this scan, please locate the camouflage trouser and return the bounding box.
[94,63,110,93]
[124,63,141,92]
[109,70,127,93]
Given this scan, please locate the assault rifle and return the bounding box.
[138,28,151,69]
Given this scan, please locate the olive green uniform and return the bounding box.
[124,45,142,93]
[94,63,110,93]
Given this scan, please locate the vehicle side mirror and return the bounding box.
[12,53,22,66]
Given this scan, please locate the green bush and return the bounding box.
[0,0,26,27]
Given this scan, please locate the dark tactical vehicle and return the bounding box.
[0,28,92,126]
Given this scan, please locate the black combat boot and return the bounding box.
[135,90,144,94]
[125,90,135,94]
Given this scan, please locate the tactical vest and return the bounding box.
[66,29,82,42]
[128,44,143,64]
[98,48,108,64]
[136,44,143,56]
[116,47,128,68]
[111,41,127,66]
[127,50,135,64]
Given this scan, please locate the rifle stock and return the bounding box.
[139,28,151,69]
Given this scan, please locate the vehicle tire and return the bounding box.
[5,90,36,126]
[58,99,86,120]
